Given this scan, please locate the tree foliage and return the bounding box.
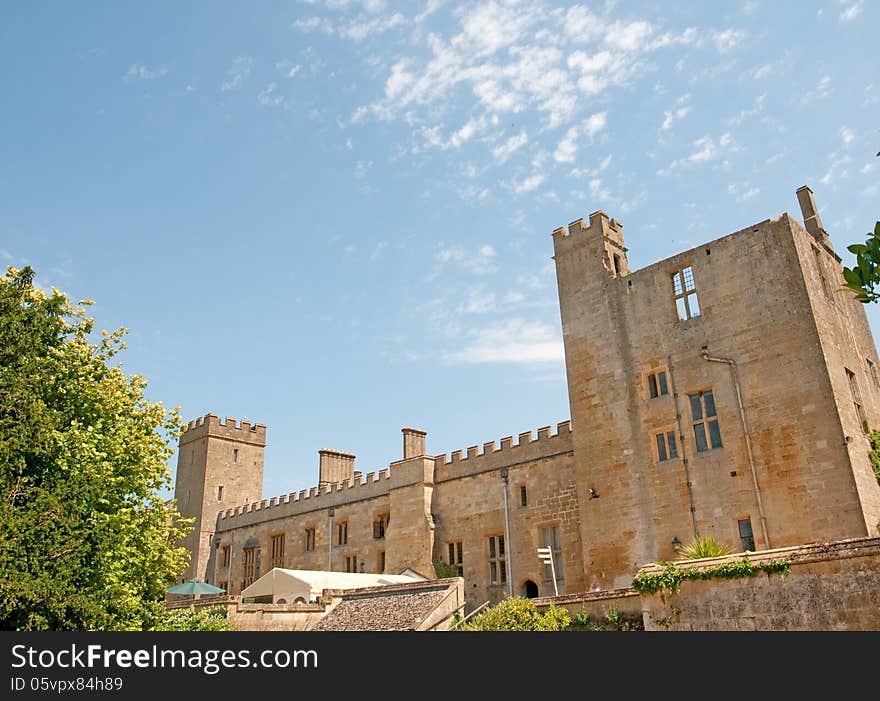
[842,221,880,303]
[457,597,571,631]
[868,428,880,487]
[0,266,192,630]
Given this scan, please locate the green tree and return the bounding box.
[842,221,880,303]
[457,597,571,631]
[868,428,880,486]
[0,266,191,630]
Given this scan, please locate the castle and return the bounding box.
[173,186,880,610]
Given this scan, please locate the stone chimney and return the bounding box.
[402,427,427,459]
[796,185,829,244]
[318,448,355,488]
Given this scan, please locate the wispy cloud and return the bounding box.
[435,243,497,275]
[221,56,253,91]
[492,131,528,163]
[443,319,564,365]
[124,64,168,80]
[661,94,691,131]
[839,2,863,22]
[840,127,855,145]
[257,82,285,106]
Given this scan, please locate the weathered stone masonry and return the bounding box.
[174,186,880,608]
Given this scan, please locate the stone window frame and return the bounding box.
[344,554,359,573]
[845,367,868,434]
[737,516,756,552]
[487,534,507,586]
[304,527,316,552]
[336,520,348,546]
[689,388,723,452]
[654,427,679,463]
[539,524,564,582]
[647,369,670,399]
[447,540,463,576]
[373,512,390,539]
[270,532,285,569]
[519,484,528,508]
[220,544,231,568]
[671,265,701,321]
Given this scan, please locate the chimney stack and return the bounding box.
[318,448,355,488]
[796,185,827,241]
[402,427,427,459]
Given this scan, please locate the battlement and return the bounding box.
[179,412,267,447]
[216,467,392,530]
[434,420,573,482]
[552,210,625,257]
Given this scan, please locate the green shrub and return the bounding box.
[147,605,233,631]
[458,597,571,631]
[676,535,731,559]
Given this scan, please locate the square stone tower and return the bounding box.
[173,413,266,582]
[553,190,880,589]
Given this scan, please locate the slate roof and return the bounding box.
[311,587,446,631]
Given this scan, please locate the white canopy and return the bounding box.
[240,568,424,604]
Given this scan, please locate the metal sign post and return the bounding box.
[536,546,558,596]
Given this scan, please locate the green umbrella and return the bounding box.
[167,578,226,596]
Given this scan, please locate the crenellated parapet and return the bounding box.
[180,412,267,447]
[216,467,392,530]
[551,210,625,258]
[434,420,573,482]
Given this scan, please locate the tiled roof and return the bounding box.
[312,589,445,631]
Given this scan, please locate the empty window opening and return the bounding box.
[373,513,389,539]
[690,389,722,452]
[648,371,669,399]
[672,266,701,320]
[655,431,678,462]
[221,545,230,568]
[813,246,833,301]
[344,555,358,573]
[448,541,463,577]
[846,368,868,433]
[488,535,506,585]
[217,485,224,502]
[738,518,755,552]
[304,528,316,552]
[868,358,879,390]
[613,254,622,275]
[233,448,239,464]
[520,485,528,507]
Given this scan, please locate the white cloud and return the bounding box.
[354,160,373,179]
[712,28,745,53]
[221,56,253,91]
[554,127,579,163]
[554,112,606,162]
[802,74,832,103]
[728,183,760,202]
[435,243,497,274]
[861,163,875,174]
[605,20,653,52]
[840,2,863,22]
[840,127,855,145]
[443,319,564,365]
[492,131,528,163]
[751,63,773,79]
[257,82,285,106]
[512,173,545,193]
[124,64,168,80]
[661,94,691,131]
[661,132,737,173]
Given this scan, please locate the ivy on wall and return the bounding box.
[631,556,790,596]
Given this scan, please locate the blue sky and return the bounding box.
[2,1,878,501]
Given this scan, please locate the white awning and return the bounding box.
[240,568,424,603]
